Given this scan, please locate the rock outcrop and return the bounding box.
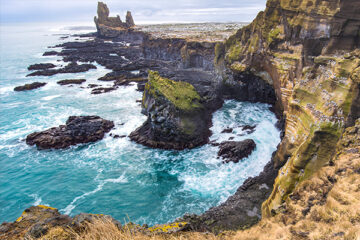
[94,2,135,38]
[27,62,96,77]
[14,82,47,91]
[215,0,360,221]
[0,205,121,240]
[218,140,256,163]
[27,63,56,71]
[26,116,114,149]
[129,71,210,150]
[57,79,86,85]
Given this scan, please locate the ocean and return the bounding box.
[0,23,280,226]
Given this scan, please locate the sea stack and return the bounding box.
[94,2,135,37]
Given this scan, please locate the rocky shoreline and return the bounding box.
[9,1,283,235]
[6,0,360,238]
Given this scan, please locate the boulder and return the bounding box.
[26,116,114,149]
[14,82,46,91]
[218,139,256,163]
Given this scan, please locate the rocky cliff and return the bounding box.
[215,0,360,219]
[129,71,211,150]
[94,2,135,38]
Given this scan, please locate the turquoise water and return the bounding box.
[0,24,280,225]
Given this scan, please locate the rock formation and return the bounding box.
[26,116,114,149]
[94,2,135,38]
[218,139,256,163]
[57,79,86,85]
[214,0,360,221]
[14,82,47,91]
[129,71,211,150]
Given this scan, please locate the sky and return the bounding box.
[0,0,267,24]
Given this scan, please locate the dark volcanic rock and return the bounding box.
[43,51,58,56]
[57,79,86,85]
[91,87,117,94]
[221,128,233,133]
[218,139,256,163]
[26,116,114,149]
[27,62,96,77]
[181,157,279,233]
[14,82,47,91]
[27,63,56,71]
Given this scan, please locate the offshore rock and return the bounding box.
[218,139,256,163]
[130,71,210,150]
[94,2,135,38]
[27,63,56,71]
[14,82,46,91]
[27,62,96,77]
[26,116,114,149]
[57,79,86,85]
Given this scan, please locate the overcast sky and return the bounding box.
[0,0,267,24]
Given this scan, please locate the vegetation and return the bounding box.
[145,71,203,112]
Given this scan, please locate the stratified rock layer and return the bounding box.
[215,0,360,221]
[26,116,114,149]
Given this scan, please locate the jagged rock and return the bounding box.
[126,11,135,28]
[27,62,96,77]
[221,128,233,133]
[14,82,46,91]
[27,63,56,71]
[57,79,86,85]
[218,139,256,163]
[94,2,135,38]
[26,116,114,149]
[0,206,71,240]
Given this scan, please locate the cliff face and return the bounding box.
[217,0,360,218]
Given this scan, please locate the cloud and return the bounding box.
[0,0,266,23]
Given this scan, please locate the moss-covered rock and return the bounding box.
[130,71,211,150]
[144,71,203,112]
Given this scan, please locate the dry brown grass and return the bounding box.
[36,125,360,240]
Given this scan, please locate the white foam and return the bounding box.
[61,174,128,215]
[29,194,46,206]
[41,95,61,101]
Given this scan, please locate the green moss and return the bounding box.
[146,71,203,112]
[248,33,259,53]
[335,58,360,78]
[214,42,225,65]
[226,43,243,62]
[314,55,337,65]
[230,62,248,72]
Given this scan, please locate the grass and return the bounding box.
[145,71,203,112]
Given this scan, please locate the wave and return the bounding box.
[61,174,128,215]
